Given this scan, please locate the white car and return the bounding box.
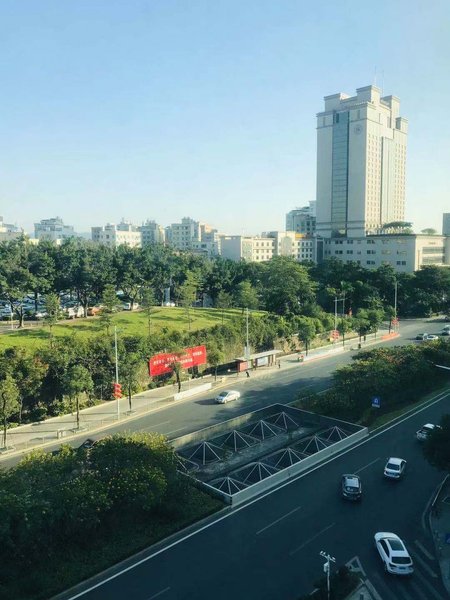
[374,532,414,575]
[384,457,406,480]
[416,423,440,441]
[426,334,439,341]
[215,390,241,404]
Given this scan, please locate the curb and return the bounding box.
[428,475,450,596]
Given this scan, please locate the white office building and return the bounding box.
[139,220,165,246]
[220,232,315,263]
[320,234,450,273]
[0,216,23,241]
[91,220,142,248]
[166,217,220,255]
[285,203,316,235]
[34,217,76,241]
[316,85,408,238]
[443,213,450,236]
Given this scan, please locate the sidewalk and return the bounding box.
[429,475,450,595]
[0,328,393,461]
[345,579,382,600]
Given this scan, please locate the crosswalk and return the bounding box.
[347,539,448,600]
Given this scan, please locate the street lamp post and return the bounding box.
[320,550,336,600]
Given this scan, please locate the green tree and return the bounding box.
[354,309,371,343]
[295,316,316,356]
[262,256,316,316]
[207,343,224,380]
[44,293,62,345]
[170,360,183,392]
[0,374,20,447]
[62,365,93,430]
[120,352,145,412]
[99,284,119,334]
[140,286,157,336]
[178,272,199,330]
[337,317,353,347]
[215,290,233,324]
[233,280,259,312]
[421,228,437,235]
[0,239,34,328]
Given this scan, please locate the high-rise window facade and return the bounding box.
[316,85,408,238]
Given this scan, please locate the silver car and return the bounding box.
[384,457,406,479]
[215,390,241,404]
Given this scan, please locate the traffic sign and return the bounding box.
[331,330,340,340]
[113,382,122,399]
[372,396,381,408]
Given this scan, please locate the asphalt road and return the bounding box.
[61,318,450,600]
[1,318,444,471]
[68,387,450,600]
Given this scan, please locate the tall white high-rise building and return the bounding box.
[316,85,408,238]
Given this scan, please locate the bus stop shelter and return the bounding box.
[235,349,283,373]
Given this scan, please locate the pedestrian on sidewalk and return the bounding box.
[246,370,250,378]
[278,361,281,369]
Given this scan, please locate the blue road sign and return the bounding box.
[372,397,381,408]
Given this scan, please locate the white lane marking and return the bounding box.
[414,539,435,560]
[413,568,445,599]
[147,587,170,599]
[67,389,450,599]
[256,506,302,535]
[354,457,380,474]
[289,523,335,556]
[345,555,366,577]
[409,548,438,578]
[141,421,171,432]
[164,427,187,437]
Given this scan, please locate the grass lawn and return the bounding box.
[0,307,256,350]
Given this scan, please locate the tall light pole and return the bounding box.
[320,550,336,600]
[394,279,398,332]
[244,308,251,367]
[114,325,120,420]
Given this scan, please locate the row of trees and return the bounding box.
[300,340,450,424]
[0,432,216,599]
[1,238,449,329]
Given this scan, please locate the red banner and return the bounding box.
[149,345,207,377]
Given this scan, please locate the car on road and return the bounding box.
[441,329,450,336]
[416,423,440,441]
[415,333,428,340]
[384,457,406,480]
[425,334,439,341]
[341,474,362,501]
[374,532,414,575]
[215,390,241,404]
[78,438,98,450]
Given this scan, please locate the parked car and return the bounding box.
[122,302,139,311]
[426,334,439,341]
[374,532,414,575]
[163,301,176,307]
[87,306,102,316]
[445,316,450,322]
[341,474,362,501]
[384,457,406,480]
[215,390,241,404]
[441,329,450,336]
[416,423,440,441]
[415,333,428,340]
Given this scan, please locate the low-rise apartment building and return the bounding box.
[140,220,165,246]
[319,234,450,272]
[91,221,142,248]
[0,216,23,241]
[220,231,315,263]
[34,217,75,241]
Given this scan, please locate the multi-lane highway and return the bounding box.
[61,318,450,600]
[68,388,449,600]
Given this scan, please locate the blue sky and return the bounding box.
[1,0,449,235]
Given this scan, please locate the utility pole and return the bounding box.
[244,307,250,363]
[394,279,398,332]
[320,550,336,600]
[114,325,120,420]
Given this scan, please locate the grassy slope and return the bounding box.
[0,307,255,349]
